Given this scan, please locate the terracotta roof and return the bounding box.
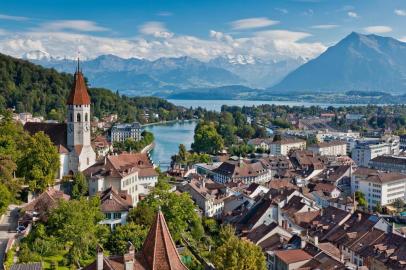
[275,249,312,264]
[139,211,188,270]
[22,188,70,220]
[24,122,67,149]
[67,71,91,105]
[99,187,132,213]
[213,159,268,179]
[293,210,320,228]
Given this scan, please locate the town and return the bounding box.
[2,1,406,270]
[0,56,406,270]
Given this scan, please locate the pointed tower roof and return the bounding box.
[66,58,91,105]
[139,211,188,270]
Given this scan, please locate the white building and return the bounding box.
[111,122,142,143]
[247,138,272,151]
[308,141,347,156]
[269,139,306,156]
[351,167,406,208]
[351,136,400,167]
[99,187,132,230]
[85,153,158,206]
[183,178,230,218]
[211,158,272,184]
[24,63,96,178]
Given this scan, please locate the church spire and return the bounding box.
[67,58,91,105]
[139,210,188,270]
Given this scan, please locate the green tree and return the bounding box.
[355,191,367,208]
[17,132,60,192]
[71,172,88,199]
[237,124,255,140]
[127,184,201,242]
[178,144,188,162]
[374,202,383,213]
[46,197,107,266]
[192,122,224,154]
[0,183,12,215]
[107,223,148,254]
[212,226,266,270]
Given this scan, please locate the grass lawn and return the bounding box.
[41,253,69,270]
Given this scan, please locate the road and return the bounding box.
[0,205,19,269]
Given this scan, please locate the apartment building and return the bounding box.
[85,153,158,206]
[269,138,306,156]
[308,141,347,156]
[111,122,142,142]
[351,136,400,167]
[351,167,406,208]
[369,155,406,173]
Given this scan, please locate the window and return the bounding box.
[113,213,121,219]
[105,213,111,219]
[77,113,81,122]
[70,113,73,122]
[85,113,88,122]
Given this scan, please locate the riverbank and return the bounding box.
[141,118,197,127]
[141,142,155,154]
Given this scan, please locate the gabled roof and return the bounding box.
[24,122,67,150]
[138,211,188,270]
[22,188,70,219]
[67,71,91,105]
[99,187,132,213]
[274,249,312,264]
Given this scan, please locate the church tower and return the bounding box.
[66,59,96,173]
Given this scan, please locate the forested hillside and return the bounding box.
[0,53,185,122]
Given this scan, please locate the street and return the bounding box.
[0,205,19,270]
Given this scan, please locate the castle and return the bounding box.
[24,60,96,178]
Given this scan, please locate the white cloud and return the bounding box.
[254,30,311,42]
[0,26,326,63]
[400,37,406,43]
[347,11,358,18]
[364,25,392,34]
[395,9,406,16]
[0,14,28,21]
[41,20,109,32]
[139,21,174,38]
[311,24,339,30]
[230,17,279,30]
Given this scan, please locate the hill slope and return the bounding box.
[271,32,406,93]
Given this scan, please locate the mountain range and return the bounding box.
[27,53,304,96]
[25,32,406,98]
[271,32,406,93]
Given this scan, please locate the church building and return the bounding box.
[24,61,96,178]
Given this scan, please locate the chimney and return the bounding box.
[320,208,324,217]
[314,236,319,247]
[124,242,135,270]
[357,213,362,222]
[96,245,104,270]
[202,178,206,189]
[301,238,306,249]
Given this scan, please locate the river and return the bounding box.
[143,120,197,169]
[144,99,367,169]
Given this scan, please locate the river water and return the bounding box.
[144,99,367,169]
[143,120,197,169]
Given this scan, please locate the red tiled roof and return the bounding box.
[67,71,91,105]
[275,249,312,264]
[22,188,70,219]
[99,187,132,213]
[139,211,188,270]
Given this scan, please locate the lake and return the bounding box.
[168,99,360,112]
[143,120,197,169]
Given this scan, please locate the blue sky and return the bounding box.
[0,0,406,61]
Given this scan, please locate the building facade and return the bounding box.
[352,136,400,167]
[308,141,347,156]
[269,139,306,156]
[111,122,142,142]
[351,167,406,208]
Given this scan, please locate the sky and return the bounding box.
[0,0,406,62]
